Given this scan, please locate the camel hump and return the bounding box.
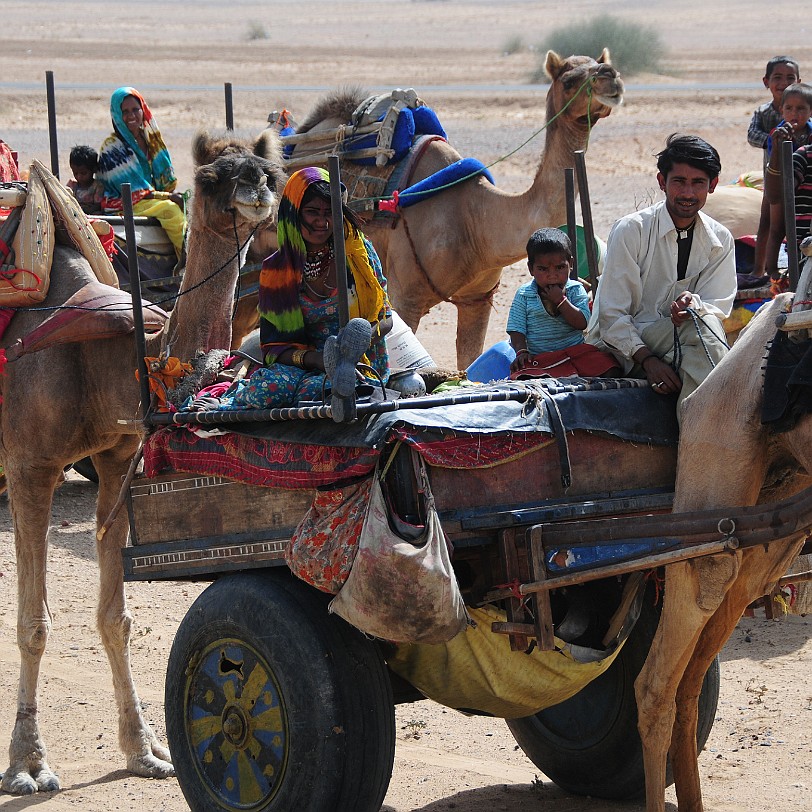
[297,86,369,134]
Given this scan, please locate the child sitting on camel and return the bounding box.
[507,227,618,379]
[67,145,105,215]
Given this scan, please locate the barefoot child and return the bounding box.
[67,145,105,215]
[508,227,617,379]
[748,56,801,277]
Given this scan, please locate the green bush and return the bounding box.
[245,21,270,41]
[502,35,525,56]
[532,15,663,80]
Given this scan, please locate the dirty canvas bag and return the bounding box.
[328,457,469,644]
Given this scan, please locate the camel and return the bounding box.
[290,50,623,368]
[0,130,285,794]
[635,291,811,812]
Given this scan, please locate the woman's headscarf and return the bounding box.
[258,166,387,363]
[97,87,177,209]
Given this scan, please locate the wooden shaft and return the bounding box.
[574,150,599,293]
[782,139,800,290]
[45,71,60,179]
[565,168,578,280]
[224,82,234,130]
[279,121,381,146]
[328,156,349,328]
[777,568,812,586]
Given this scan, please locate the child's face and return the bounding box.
[765,63,799,106]
[528,250,571,292]
[70,163,95,187]
[781,94,812,131]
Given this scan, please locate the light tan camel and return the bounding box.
[290,50,623,367]
[0,130,285,794]
[635,292,810,811]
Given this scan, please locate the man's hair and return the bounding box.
[69,144,99,171]
[782,82,812,109]
[655,134,722,181]
[526,227,573,264]
[765,56,800,79]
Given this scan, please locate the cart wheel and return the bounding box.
[506,594,720,800]
[165,570,394,812]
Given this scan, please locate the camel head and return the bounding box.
[544,49,624,131]
[191,130,287,238]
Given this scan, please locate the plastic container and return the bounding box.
[466,340,515,383]
[385,311,435,370]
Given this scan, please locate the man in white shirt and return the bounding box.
[585,134,736,417]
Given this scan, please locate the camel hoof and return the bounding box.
[127,753,175,779]
[1,767,59,795]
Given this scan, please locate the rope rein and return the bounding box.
[670,307,731,374]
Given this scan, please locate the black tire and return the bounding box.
[165,570,395,812]
[67,457,99,483]
[506,594,721,800]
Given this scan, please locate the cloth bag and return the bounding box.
[329,458,469,644]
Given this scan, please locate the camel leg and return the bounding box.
[455,299,494,370]
[2,467,62,794]
[635,555,740,812]
[92,451,173,778]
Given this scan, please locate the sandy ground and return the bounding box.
[1,1,811,810]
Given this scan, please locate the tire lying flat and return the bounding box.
[165,570,395,812]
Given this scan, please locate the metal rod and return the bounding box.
[328,155,350,328]
[45,71,60,179]
[781,139,800,290]
[565,168,578,280]
[122,183,152,418]
[224,82,234,130]
[574,150,600,293]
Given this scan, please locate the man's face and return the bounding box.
[657,163,717,228]
[765,63,800,107]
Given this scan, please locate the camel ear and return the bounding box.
[192,130,218,167]
[598,47,611,65]
[254,129,283,164]
[545,50,564,80]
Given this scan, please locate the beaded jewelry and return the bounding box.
[302,242,334,280]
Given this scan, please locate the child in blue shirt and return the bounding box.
[508,227,588,365]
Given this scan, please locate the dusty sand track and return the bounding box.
[1,2,810,810]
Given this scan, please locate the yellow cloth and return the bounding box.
[137,356,192,409]
[387,604,624,719]
[132,197,185,257]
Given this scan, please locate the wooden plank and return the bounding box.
[528,525,555,650]
[128,473,314,546]
[498,528,529,651]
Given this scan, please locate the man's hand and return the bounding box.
[510,348,530,373]
[670,291,695,325]
[633,349,682,396]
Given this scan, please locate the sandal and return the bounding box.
[323,318,372,398]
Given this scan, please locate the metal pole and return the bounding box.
[45,71,60,179]
[781,139,800,290]
[122,183,152,418]
[224,82,234,130]
[574,150,600,293]
[564,168,578,280]
[328,155,349,328]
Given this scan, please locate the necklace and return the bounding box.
[303,278,337,300]
[675,220,696,240]
[302,242,334,280]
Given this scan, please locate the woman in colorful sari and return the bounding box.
[232,166,392,409]
[97,87,186,260]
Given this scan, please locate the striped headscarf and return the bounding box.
[258,167,387,364]
[97,87,177,210]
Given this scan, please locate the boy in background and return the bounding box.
[67,145,105,215]
[748,56,800,277]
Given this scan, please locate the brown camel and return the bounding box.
[290,50,623,367]
[0,130,285,794]
[635,292,810,811]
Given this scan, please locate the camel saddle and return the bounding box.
[3,281,167,363]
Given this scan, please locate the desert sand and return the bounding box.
[1,2,810,810]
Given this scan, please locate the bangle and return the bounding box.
[556,296,568,311]
[515,348,530,356]
[640,354,658,369]
[291,349,307,367]
[766,165,781,176]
